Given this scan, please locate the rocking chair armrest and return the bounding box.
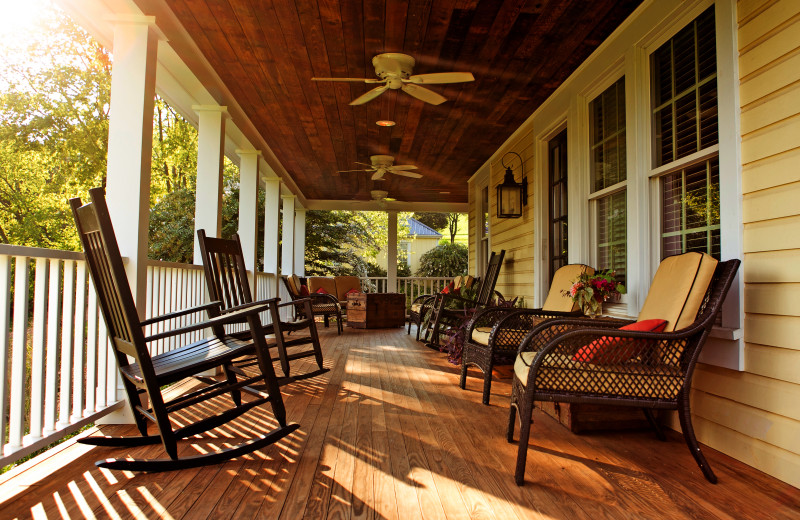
[222,297,281,314]
[140,301,223,327]
[144,300,277,342]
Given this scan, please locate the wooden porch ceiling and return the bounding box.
[1,327,798,518]
[140,0,642,206]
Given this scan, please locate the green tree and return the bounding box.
[0,11,111,249]
[415,243,469,277]
[412,212,461,243]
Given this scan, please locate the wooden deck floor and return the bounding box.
[1,326,798,519]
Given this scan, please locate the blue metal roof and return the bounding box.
[406,217,442,237]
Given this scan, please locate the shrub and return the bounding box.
[415,243,468,277]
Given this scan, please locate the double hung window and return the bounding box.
[651,6,719,259]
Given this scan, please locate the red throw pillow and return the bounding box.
[315,287,329,294]
[573,319,668,364]
[299,284,310,296]
[346,288,361,296]
[441,282,455,294]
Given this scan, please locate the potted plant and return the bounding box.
[563,270,626,318]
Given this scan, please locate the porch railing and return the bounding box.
[361,276,451,307]
[0,244,446,468]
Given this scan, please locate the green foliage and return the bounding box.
[0,10,110,249]
[415,242,469,277]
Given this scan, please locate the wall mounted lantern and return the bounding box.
[496,151,527,218]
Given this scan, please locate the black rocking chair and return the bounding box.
[197,230,325,379]
[71,188,298,471]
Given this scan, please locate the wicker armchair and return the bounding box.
[425,250,505,348]
[281,275,344,334]
[507,254,740,486]
[461,264,593,404]
[407,275,476,341]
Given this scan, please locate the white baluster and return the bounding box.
[29,258,49,440]
[0,256,12,448]
[86,278,98,414]
[58,260,75,428]
[72,261,87,420]
[9,256,30,449]
[43,259,61,435]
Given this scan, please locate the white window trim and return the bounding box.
[528,0,743,369]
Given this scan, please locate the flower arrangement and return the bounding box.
[563,270,626,318]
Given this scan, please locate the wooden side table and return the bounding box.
[346,292,405,328]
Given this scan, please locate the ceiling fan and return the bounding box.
[312,53,474,105]
[370,190,396,203]
[338,155,422,181]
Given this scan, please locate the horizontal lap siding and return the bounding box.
[489,135,535,306]
[681,0,800,488]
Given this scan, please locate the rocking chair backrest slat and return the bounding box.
[475,250,505,305]
[198,230,254,310]
[69,188,150,368]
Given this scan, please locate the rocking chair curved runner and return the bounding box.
[71,188,299,471]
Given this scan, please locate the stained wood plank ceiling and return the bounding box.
[160,0,642,204]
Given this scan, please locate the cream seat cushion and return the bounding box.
[470,326,533,347]
[334,276,361,301]
[638,252,718,332]
[308,276,337,296]
[542,264,594,313]
[514,351,682,400]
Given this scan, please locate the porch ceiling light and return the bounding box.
[497,151,527,219]
[376,120,396,127]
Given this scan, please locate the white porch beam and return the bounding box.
[281,195,296,275]
[105,16,158,315]
[263,177,281,274]
[294,209,306,276]
[387,210,398,293]
[192,105,228,263]
[236,149,261,273]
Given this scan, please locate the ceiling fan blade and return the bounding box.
[354,162,375,168]
[387,165,418,171]
[312,77,371,82]
[371,169,387,181]
[393,170,423,178]
[337,169,372,173]
[406,72,475,84]
[350,85,389,105]
[401,84,447,105]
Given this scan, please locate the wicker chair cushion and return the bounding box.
[542,264,594,313]
[462,275,475,288]
[308,277,337,296]
[410,302,426,314]
[573,319,668,364]
[285,275,299,296]
[470,326,531,347]
[452,276,463,289]
[638,252,718,332]
[514,351,682,400]
[334,276,361,301]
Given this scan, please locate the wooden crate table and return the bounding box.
[346,292,406,329]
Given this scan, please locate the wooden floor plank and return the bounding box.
[1,326,798,520]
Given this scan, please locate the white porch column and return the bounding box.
[387,210,398,293]
[294,209,306,276]
[192,105,228,264]
[263,177,281,275]
[236,149,261,273]
[281,195,296,275]
[105,16,158,313]
[102,16,159,425]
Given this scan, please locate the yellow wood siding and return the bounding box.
[677,0,800,487]
[486,132,536,306]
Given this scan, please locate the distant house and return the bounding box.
[376,217,442,274]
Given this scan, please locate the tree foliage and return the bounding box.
[415,242,469,277]
[0,11,110,249]
[412,212,461,243]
